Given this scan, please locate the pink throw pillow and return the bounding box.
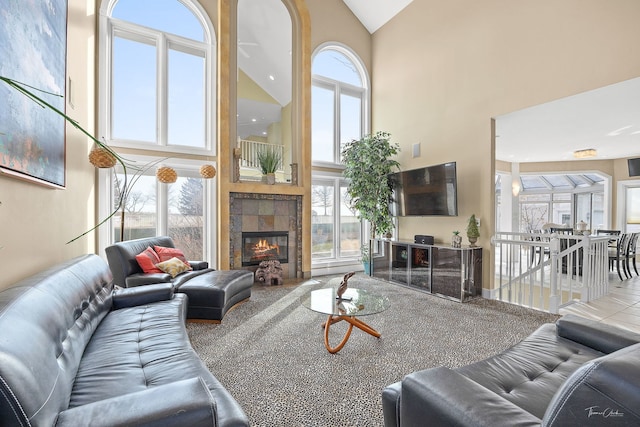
[154,246,191,267]
[135,246,163,274]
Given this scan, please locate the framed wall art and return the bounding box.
[0,0,68,188]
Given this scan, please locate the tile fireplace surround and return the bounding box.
[229,192,302,279]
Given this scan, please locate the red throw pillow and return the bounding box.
[135,246,163,274]
[154,246,191,267]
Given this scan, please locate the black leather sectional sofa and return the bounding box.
[383,314,640,426]
[105,236,253,321]
[0,254,248,426]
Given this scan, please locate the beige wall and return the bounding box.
[306,0,371,71]
[372,0,640,286]
[0,0,97,290]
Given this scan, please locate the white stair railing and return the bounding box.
[238,139,284,172]
[492,232,610,313]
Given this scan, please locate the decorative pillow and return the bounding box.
[154,245,191,267]
[135,246,163,274]
[155,257,192,278]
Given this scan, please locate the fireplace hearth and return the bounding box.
[242,231,289,266]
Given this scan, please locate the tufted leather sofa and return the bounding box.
[382,314,640,426]
[106,236,253,321]
[0,254,248,427]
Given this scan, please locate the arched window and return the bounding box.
[312,44,369,165]
[97,0,216,264]
[311,44,369,272]
[99,0,215,154]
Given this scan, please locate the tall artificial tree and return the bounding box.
[342,131,400,238]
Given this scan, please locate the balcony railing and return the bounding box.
[238,139,284,173]
[492,231,610,313]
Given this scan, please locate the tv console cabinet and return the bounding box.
[370,239,482,302]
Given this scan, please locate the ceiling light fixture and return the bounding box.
[268,75,275,81]
[573,148,597,159]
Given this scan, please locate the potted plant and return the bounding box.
[360,245,371,275]
[467,214,480,247]
[452,231,462,248]
[342,131,400,240]
[256,145,282,184]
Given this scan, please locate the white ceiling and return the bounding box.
[496,77,640,163]
[240,3,640,165]
[342,0,414,33]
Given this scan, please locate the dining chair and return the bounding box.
[609,233,631,280]
[622,233,639,278]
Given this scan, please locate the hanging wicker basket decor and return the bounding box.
[200,164,216,179]
[156,166,177,183]
[88,146,117,168]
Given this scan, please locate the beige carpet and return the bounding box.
[187,274,560,427]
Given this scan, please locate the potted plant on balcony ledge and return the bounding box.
[257,145,282,185]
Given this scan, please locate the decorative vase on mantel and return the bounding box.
[452,231,462,248]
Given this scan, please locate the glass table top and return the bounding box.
[302,288,389,317]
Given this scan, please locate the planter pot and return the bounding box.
[363,261,372,275]
[262,173,276,185]
[452,234,462,248]
[468,236,478,247]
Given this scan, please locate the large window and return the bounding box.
[312,176,361,263]
[312,45,368,165]
[311,44,368,269]
[103,158,214,262]
[100,0,214,154]
[98,0,216,262]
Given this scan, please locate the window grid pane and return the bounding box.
[112,36,157,142]
[112,0,204,41]
[311,184,335,259]
[339,184,360,257]
[168,176,204,259]
[312,50,362,87]
[311,85,335,162]
[168,48,205,148]
[113,174,157,242]
[339,92,362,161]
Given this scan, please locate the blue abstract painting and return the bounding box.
[0,0,68,188]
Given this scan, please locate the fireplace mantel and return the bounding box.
[228,182,305,197]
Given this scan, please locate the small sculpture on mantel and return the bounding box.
[337,271,355,299]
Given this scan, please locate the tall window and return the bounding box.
[101,0,215,154]
[311,176,361,261]
[104,158,214,262]
[626,186,640,232]
[98,0,216,262]
[311,44,368,269]
[312,45,368,165]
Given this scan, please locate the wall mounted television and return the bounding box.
[628,158,640,177]
[389,162,458,216]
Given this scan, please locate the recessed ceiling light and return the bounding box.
[268,75,275,81]
[573,148,597,159]
[251,118,257,122]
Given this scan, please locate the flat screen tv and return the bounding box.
[389,162,458,216]
[628,158,640,177]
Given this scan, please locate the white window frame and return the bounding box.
[311,42,369,167]
[98,0,216,156]
[617,179,640,232]
[311,172,365,276]
[97,155,216,266]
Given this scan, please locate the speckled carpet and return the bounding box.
[187,275,560,427]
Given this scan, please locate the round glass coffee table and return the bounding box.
[302,288,389,354]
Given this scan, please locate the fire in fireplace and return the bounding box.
[242,231,289,266]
